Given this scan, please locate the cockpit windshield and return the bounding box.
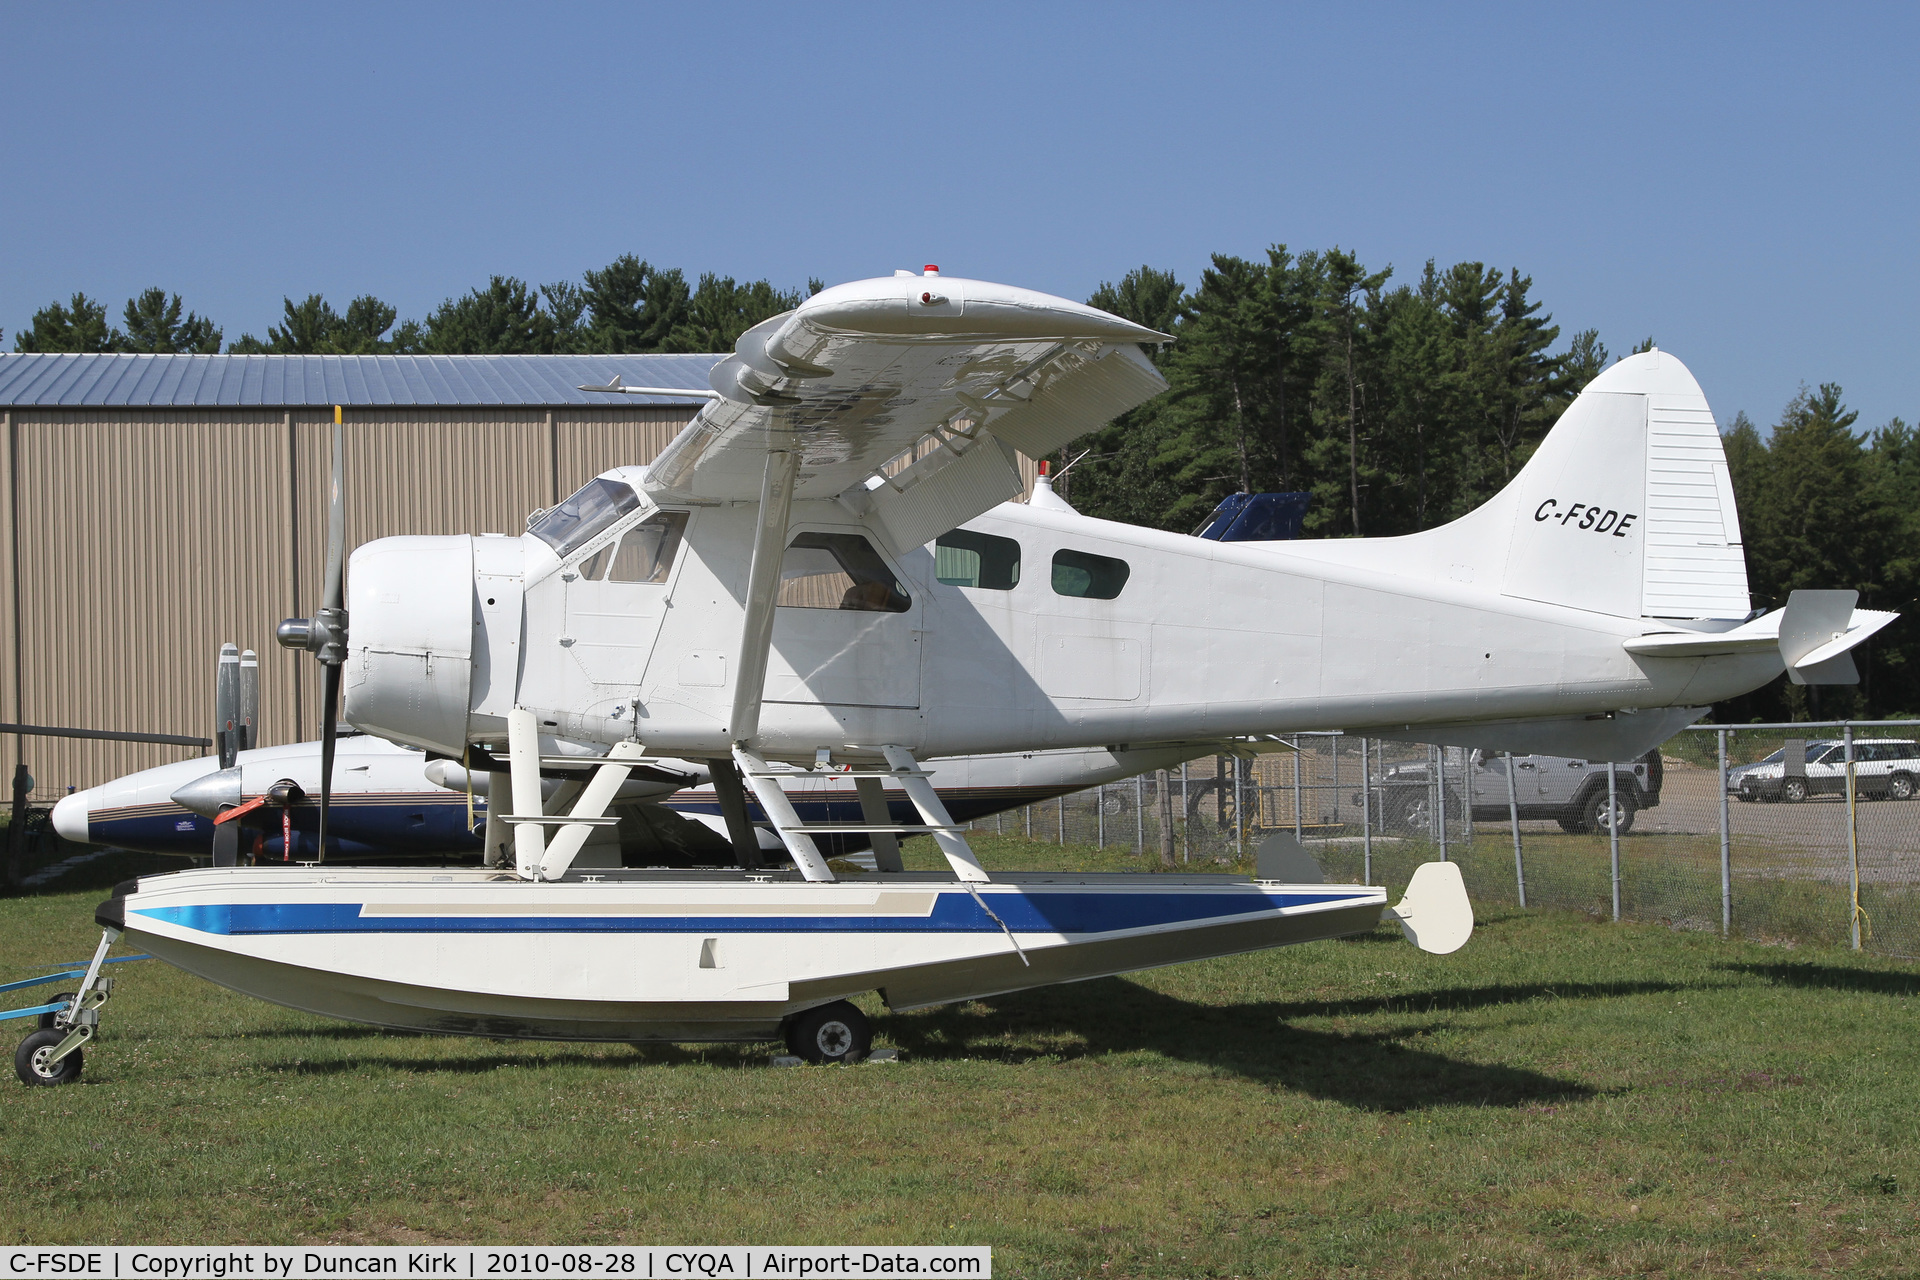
[528,478,642,557]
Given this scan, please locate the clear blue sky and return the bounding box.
[4,2,1915,433]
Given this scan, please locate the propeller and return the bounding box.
[275,404,350,861]
[210,643,241,868]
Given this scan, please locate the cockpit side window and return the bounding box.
[607,510,689,583]
[528,478,642,557]
[777,532,912,613]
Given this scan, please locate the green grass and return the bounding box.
[5,842,1920,1276]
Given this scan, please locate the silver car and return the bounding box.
[1733,739,1919,802]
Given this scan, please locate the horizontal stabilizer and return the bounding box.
[1383,861,1473,955]
[1624,591,1897,686]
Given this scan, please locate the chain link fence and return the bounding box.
[969,720,1920,960]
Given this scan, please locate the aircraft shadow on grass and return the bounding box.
[880,976,1692,1111]
[225,978,1688,1105]
[1722,961,1920,998]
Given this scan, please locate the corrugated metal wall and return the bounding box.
[2,405,696,798]
[0,403,1039,799]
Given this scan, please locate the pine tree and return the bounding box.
[420,276,562,354]
[579,256,690,352]
[13,292,121,352]
[120,288,222,353]
[231,294,407,354]
[663,274,805,353]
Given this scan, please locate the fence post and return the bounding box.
[1155,768,1175,868]
[1097,783,1105,849]
[1024,804,1031,839]
[1167,767,1182,867]
[1506,751,1525,907]
[1134,774,1143,853]
[1608,761,1620,922]
[1718,728,1730,936]
[1846,723,1861,951]
[1292,743,1303,842]
[1436,745,1449,862]
[1057,795,1065,845]
[1360,737,1373,884]
[1234,755,1245,859]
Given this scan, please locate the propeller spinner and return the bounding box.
[275,404,349,860]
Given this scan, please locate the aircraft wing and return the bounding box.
[639,272,1169,555]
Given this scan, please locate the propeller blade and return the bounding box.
[323,405,346,614]
[317,662,341,863]
[239,649,259,754]
[215,643,240,770]
[211,819,239,869]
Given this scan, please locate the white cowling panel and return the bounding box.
[345,535,475,757]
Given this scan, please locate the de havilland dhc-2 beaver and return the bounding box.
[13,267,1895,1084]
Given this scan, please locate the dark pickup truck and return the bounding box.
[1359,749,1662,836]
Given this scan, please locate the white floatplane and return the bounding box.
[23,268,1891,1083]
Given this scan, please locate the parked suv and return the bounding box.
[1358,749,1662,836]
[1732,739,1919,802]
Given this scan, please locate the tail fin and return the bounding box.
[1293,349,1749,622]
[1498,349,1748,620]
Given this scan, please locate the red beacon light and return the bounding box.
[923,265,940,276]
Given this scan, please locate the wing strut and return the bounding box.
[729,449,799,747]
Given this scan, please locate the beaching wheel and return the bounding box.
[15,1028,82,1087]
[784,1001,872,1065]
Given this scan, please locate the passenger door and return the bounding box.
[763,528,922,709]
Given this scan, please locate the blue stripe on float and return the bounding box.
[131,889,1372,938]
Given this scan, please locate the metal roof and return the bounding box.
[0,353,725,408]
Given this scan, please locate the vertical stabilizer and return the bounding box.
[1278,350,1751,624]
[1498,350,1749,621]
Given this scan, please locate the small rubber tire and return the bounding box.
[1889,773,1915,801]
[15,1028,82,1087]
[36,993,75,1032]
[784,1001,872,1065]
[1782,778,1810,803]
[1583,788,1637,836]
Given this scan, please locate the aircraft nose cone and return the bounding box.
[51,792,91,843]
[171,766,243,819]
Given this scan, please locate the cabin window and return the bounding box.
[778,532,912,613]
[607,511,689,582]
[934,529,1021,590]
[529,478,641,556]
[1051,548,1130,600]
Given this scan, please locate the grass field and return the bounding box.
[5,839,1920,1277]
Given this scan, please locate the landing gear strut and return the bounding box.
[13,927,119,1087]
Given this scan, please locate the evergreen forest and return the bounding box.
[8,251,1916,723]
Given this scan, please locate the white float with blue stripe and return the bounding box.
[95,864,1432,1044]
